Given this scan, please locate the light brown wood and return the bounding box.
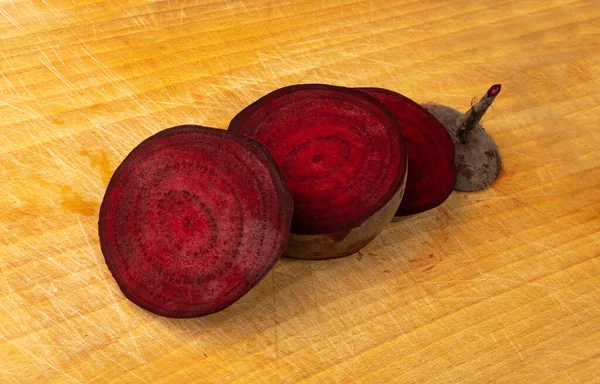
[1,1,599,382]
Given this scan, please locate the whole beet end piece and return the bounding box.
[229,84,407,260]
[358,87,456,216]
[422,84,502,191]
[99,125,293,318]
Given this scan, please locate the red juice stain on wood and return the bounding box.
[423,265,435,272]
[61,186,97,216]
[356,251,363,261]
[438,206,450,230]
[428,254,434,258]
[497,167,516,181]
[80,149,113,185]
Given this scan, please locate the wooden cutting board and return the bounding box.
[1,1,599,382]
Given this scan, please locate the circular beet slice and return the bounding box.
[99,125,293,318]
[229,84,406,260]
[422,84,502,191]
[358,87,456,216]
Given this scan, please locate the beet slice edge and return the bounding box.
[357,87,456,216]
[228,84,407,238]
[99,125,293,318]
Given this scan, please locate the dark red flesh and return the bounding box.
[228,84,406,235]
[358,88,456,216]
[488,84,501,97]
[99,125,293,318]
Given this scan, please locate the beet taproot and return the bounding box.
[422,84,502,191]
[228,84,406,260]
[357,87,456,216]
[99,125,293,318]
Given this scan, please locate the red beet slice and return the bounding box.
[228,84,406,260]
[99,125,293,318]
[358,87,456,216]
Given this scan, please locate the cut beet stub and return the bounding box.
[98,125,293,318]
[422,84,502,191]
[229,84,407,260]
[358,87,456,216]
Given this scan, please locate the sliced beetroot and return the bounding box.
[422,84,502,191]
[99,125,293,318]
[229,84,406,260]
[358,87,456,216]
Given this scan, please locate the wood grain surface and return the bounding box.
[1,0,599,382]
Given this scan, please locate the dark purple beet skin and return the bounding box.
[228,84,407,259]
[98,125,293,318]
[358,88,457,216]
[422,84,502,192]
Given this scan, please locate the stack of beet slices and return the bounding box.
[99,83,501,318]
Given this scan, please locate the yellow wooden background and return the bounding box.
[1,0,599,382]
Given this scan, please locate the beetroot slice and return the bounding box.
[358,88,456,216]
[99,125,293,318]
[229,84,406,259]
